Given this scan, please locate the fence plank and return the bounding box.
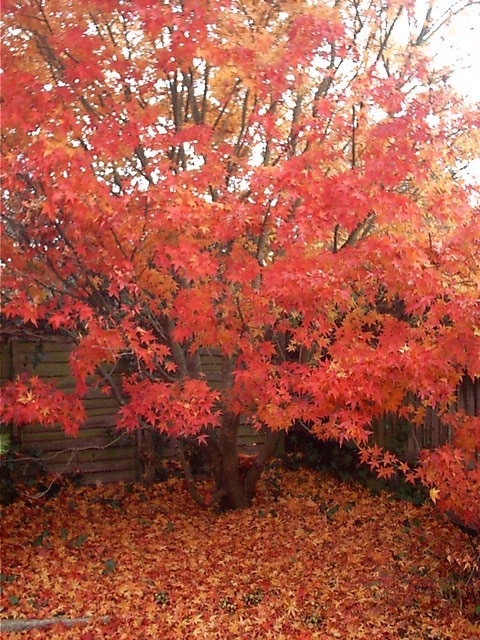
[374,375,478,462]
[3,339,139,485]
[1,342,12,383]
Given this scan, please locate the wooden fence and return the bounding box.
[0,340,266,484]
[1,339,139,484]
[371,378,479,462]
[1,339,478,483]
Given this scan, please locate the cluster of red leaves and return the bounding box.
[0,375,85,437]
[359,440,480,532]
[1,467,478,639]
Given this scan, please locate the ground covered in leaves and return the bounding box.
[0,466,478,639]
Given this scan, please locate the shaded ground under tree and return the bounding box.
[0,466,478,639]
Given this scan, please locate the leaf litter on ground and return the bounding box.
[0,466,478,639]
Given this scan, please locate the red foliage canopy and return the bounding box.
[1,0,479,516]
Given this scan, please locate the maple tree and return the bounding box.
[1,0,479,514]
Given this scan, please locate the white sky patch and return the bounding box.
[424,1,480,184]
[430,2,480,102]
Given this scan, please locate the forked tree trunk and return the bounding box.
[177,415,283,510]
[218,415,283,509]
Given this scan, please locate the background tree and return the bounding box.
[1,0,479,515]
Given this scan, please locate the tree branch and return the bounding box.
[0,616,110,633]
[174,438,211,507]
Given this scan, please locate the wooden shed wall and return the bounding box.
[1,342,11,385]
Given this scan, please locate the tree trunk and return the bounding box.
[244,430,282,502]
[177,413,282,510]
[219,413,249,509]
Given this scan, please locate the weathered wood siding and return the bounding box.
[2,340,139,484]
[457,375,479,415]
[1,342,12,385]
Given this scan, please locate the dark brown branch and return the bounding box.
[174,438,211,507]
[288,92,304,156]
[37,2,54,34]
[104,18,118,47]
[9,433,127,467]
[376,6,404,64]
[339,212,376,251]
[414,2,480,45]
[234,89,251,157]
[165,318,188,377]
[351,104,357,168]
[201,64,210,121]
[256,204,272,265]
[168,71,183,132]
[333,223,340,253]
[186,68,202,124]
[212,78,243,131]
